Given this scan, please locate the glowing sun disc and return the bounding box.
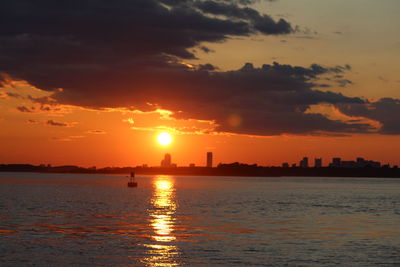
[158,132,172,146]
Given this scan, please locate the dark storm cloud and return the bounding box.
[0,0,293,91]
[151,62,371,135]
[337,98,400,134]
[52,61,371,135]
[0,0,396,135]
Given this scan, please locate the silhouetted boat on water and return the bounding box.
[127,172,137,187]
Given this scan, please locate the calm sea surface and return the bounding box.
[0,172,399,266]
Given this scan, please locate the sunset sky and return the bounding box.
[1,0,400,167]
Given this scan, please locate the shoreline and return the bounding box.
[1,164,400,178]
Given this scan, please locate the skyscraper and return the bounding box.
[207,152,213,168]
[331,157,341,167]
[161,153,171,167]
[315,158,322,168]
[300,157,309,168]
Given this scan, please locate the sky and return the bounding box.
[1,0,400,167]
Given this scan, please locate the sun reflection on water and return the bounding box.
[142,175,180,266]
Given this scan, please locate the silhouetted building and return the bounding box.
[366,160,381,168]
[355,157,381,168]
[161,153,172,167]
[330,157,381,168]
[314,158,322,168]
[291,163,297,168]
[282,162,289,168]
[207,152,213,167]
[189,163,195,167]
[331,157,342,167]
[300,157,308,168]
[341,161,357,168]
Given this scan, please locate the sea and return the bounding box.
[0,172,399,266]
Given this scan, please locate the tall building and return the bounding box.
[300,157,309,168]
[206,152,213,167]
[314,158,322,168]
[161,153,171,167]
[331,157,341,167]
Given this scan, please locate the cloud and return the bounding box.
[0,90,22,99]
[51,135,84,142]
[5,92,23,99]
[123,118,135,125]
[16,104,64,114]
[46,120,70,127]
[26,119,38,124]
[193,0,292,34]
[87,130,107,135]
[0,0,293,89]
[336,79,353,87]
[1,0,399,136]
[0,92,8,99]
[337,98,400,134]
[27,95,57,105]
[199,46,214,53]
[16,106,34,113]
[55,60,371,136]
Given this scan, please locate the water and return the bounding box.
[1,173,400,266]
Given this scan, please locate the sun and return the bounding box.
[157,132,172,146]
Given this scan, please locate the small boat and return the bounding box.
[127,171,137,187]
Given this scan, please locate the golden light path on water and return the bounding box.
[142,175,180,266]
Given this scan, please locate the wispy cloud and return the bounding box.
[16,106,34,113]
[26,119,39,124]
[46,120,75,127]
[51,135,85,142]
[86,130,107,135]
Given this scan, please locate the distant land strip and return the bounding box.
[1,164,400,178]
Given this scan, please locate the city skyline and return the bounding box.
[151,152,389,169]
[2,152,392,170]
